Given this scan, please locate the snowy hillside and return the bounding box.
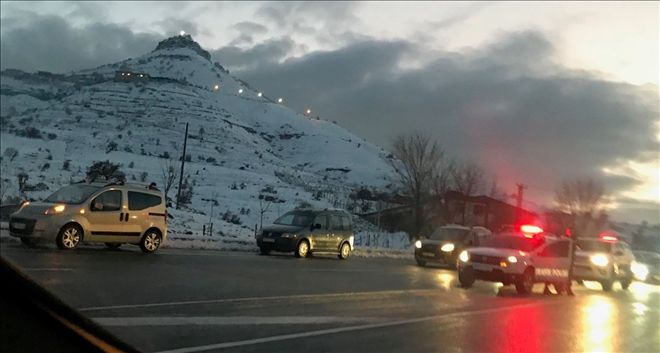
[0,34,398,242]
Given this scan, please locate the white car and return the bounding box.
[457,226,572,294]
[573,236,635,291]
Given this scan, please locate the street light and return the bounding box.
[238,88,244,94]
[213,84,220,91]
[305,108,312,115]
[277,97,283,104]
[180,30,186,36]
[257,92,263,97]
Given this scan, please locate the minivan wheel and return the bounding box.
[140,230,162,253]
[338,242,351,260]
[515,268,535,295]
[458,266,476,288]
[56,224,82,250]
[259,246,271,255]
[105,242,122,250]
[295,240,309,258]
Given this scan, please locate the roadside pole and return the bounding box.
[175,122,189,209]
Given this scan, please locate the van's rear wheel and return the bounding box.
[259,247,271,255]
[338,242,351,260]
[56,224,82,250]
[105,243,121,250]
[140,230,162,253]
[295,240,309,258]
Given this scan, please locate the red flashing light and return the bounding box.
[520,225,543,235]
[565,228,572,237]
[600,235,617,242]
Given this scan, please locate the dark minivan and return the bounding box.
[256,208,355,259]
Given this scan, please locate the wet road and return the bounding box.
[1,240,658,353]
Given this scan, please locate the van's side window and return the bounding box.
[313,215,328,230]
[341,216,351,231]
[329,214,343,231]
[91,190,122,212]
[128,192,162,211]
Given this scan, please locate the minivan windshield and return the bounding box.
[429,228,469,241]
[576,240,612,253]
[273,211,314,227]
[44,184,101,204]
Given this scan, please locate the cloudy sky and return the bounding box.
[1,1,658,223]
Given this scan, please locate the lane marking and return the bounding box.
[155,301,560,353]
[92,316,380,326]
[78,289,439,312]
[23,267,74,271]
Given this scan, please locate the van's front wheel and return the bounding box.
[140,230,162,253]
[56,224,82,250]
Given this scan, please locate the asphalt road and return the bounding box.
[1,239,658,353]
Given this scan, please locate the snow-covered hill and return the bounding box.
[0,34,397,241]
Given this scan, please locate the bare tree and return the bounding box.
[160,158,178,202]
[451,162,485,197]
[554,177,609,237]
[389,133,444,238]
[0,179,11,203]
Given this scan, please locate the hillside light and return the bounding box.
[257,92,263,97]
[213,84,220,91]
[305,108,312,115]
[277,97,283,103]
[180,30,186,36]
[238,88,244,94]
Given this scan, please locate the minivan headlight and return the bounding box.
[44,204,66,215]
[459,250,469,262]
[590,254,609,267]
[281,233,296,238]
[415,240,422,249]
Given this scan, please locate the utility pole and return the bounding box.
[176,122,189,209]
[515,183,527,222]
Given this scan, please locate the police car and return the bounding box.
[457,225,572,294]
[573,234,635,291]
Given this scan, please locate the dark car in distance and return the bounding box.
[256,208,355,259]
[415,225,491,268]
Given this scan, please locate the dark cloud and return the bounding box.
[211,37,297,71]
[255,2,360,36]
[152,18,204,37]
[233,21,268,36]
[0,14,160,73]
[610,198,660,224]
[227,31,658,220]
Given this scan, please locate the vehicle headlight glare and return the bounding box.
[631,261,649,281]
[441,243,455,252]
[590,254,609,267]
[44,204,66,214]
[415,240,422,249]
[459,250,469,262]
[507,255,518,263]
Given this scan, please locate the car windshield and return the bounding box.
[481,236,545,251]
[43,184,101,204]
[576,240,612,253]
[273,211,314,227]
[429,228,469,241]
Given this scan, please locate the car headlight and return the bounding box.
[459,250,469,262]
[631,261,649,281]
[281,233,296,238]
[507,255,518,263]
[590,254,609,267]
[415,240,422,249]
[441,243,455,252]
[44,204,66,215]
